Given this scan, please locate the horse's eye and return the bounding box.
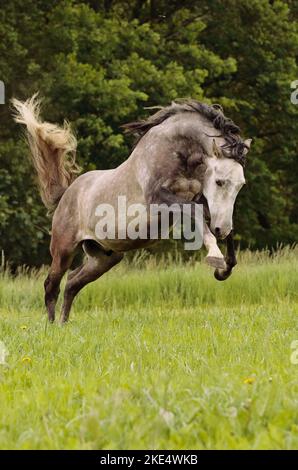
[216,180,224,187]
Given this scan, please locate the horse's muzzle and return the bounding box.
[214,227,232,240]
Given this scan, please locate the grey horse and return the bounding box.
[12,96,251,322]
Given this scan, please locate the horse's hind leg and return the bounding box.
[67,265,83,281]
[44,244,76,322]
[60,246,123,323]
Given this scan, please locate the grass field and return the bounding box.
[0,247,297,450]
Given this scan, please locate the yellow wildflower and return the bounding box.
[243,377,255,385]
[21,356,32,364]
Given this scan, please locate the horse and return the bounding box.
[12,96,251,323]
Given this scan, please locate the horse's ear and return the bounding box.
[212,139,222,159]
[243,138,252,155]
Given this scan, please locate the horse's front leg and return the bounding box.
[193,193,226,270]
[148,187,226,269]
[214,231,237,281]
[203,221,227,270]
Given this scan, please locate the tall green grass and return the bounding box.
[1,246,297,314]
[0,247,297,449]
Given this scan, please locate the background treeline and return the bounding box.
[0,0,297,266]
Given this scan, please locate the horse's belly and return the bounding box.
[93,237,158,252]
[74,172,202,252]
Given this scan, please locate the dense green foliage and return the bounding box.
[0,248,297,448]
[0,0,297,266]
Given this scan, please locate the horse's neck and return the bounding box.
[123,111,226,171]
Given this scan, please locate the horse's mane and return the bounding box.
[122,99,248,166]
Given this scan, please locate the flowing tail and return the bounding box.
[12,94,80,212]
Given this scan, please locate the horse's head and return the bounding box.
[203,139,252,239]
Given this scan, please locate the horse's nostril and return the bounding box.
[215,227,221,237]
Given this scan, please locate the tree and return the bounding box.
[0,0,297,266]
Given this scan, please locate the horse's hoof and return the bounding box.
[214,268,232,281]
[206,256,227,270]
